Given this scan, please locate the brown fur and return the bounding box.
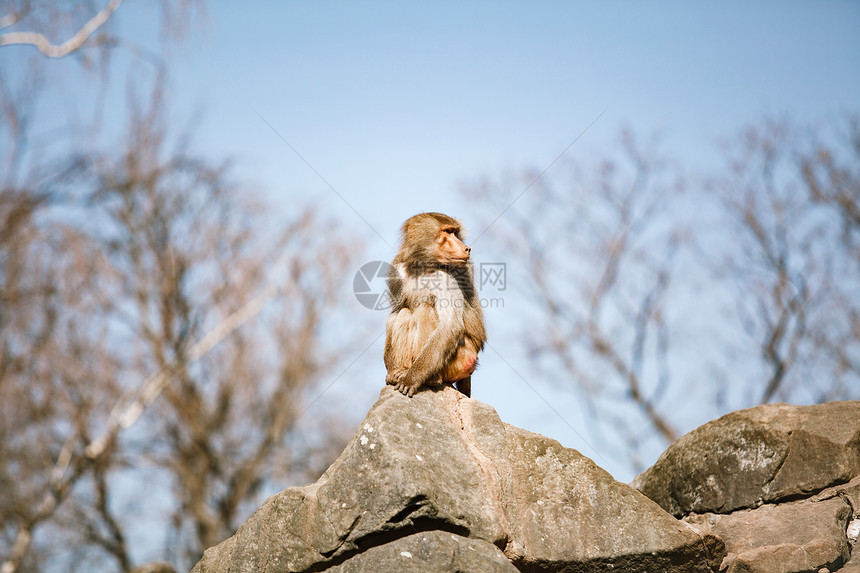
[384,213,486,397]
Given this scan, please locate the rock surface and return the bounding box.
[129,562,177,573]
[633,403,860,573]
[842,555,860,573]
[192,385,722,573]
[191,392,860,573]
[326,531,518,573]
[685,488,853,572]
[631,402,860,516]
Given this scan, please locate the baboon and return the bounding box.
[384,212,486,397]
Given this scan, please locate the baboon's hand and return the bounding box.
[395,378,421,397]
[386,366,409,385]
[387,368,421,397]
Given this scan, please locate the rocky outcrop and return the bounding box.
[685,480,858,572]
[192,385,722,573]
[633,402,860,573]
[191,392,860,573]
[631,402,860,517]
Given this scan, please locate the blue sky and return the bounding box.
[115,1,860,481]
[5,1,857,483]
[161,1,859,225]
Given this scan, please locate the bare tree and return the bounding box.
[469,117,859,475]
[0,0,199,61]
[711,117,860,405]
[1,3,362,571]
[1,84,359,572]
[0,0,125,57]
[799,116,860,390]
[469,129,686,469]
[801,115,860,240]
[0,175,122,573]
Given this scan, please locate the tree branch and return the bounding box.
[0,282,277,573]
[0,0,123,57]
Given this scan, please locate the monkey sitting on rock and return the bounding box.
[384,212,486,397]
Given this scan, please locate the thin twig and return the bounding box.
[0,0,123,57]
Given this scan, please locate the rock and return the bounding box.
[685,495,852,572]
[326,531,518,573]
[129,562,177,573]
[500,423,724,572]
[632,402,860,516]
[635,403,860,573]
[825,476,860,523]
[192,385,721,573]
[827,476,860,572]
[841,554,860,573]
[727,544,832,573]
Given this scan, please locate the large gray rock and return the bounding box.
[327,531,518,573]
[192,385,722,573]
[685,493,852,572]
[500,422,724,571]
[632,402,860,516]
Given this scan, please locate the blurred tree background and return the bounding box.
[466,118,859,470]
[1,2,361,571]
[1,2,857,572]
